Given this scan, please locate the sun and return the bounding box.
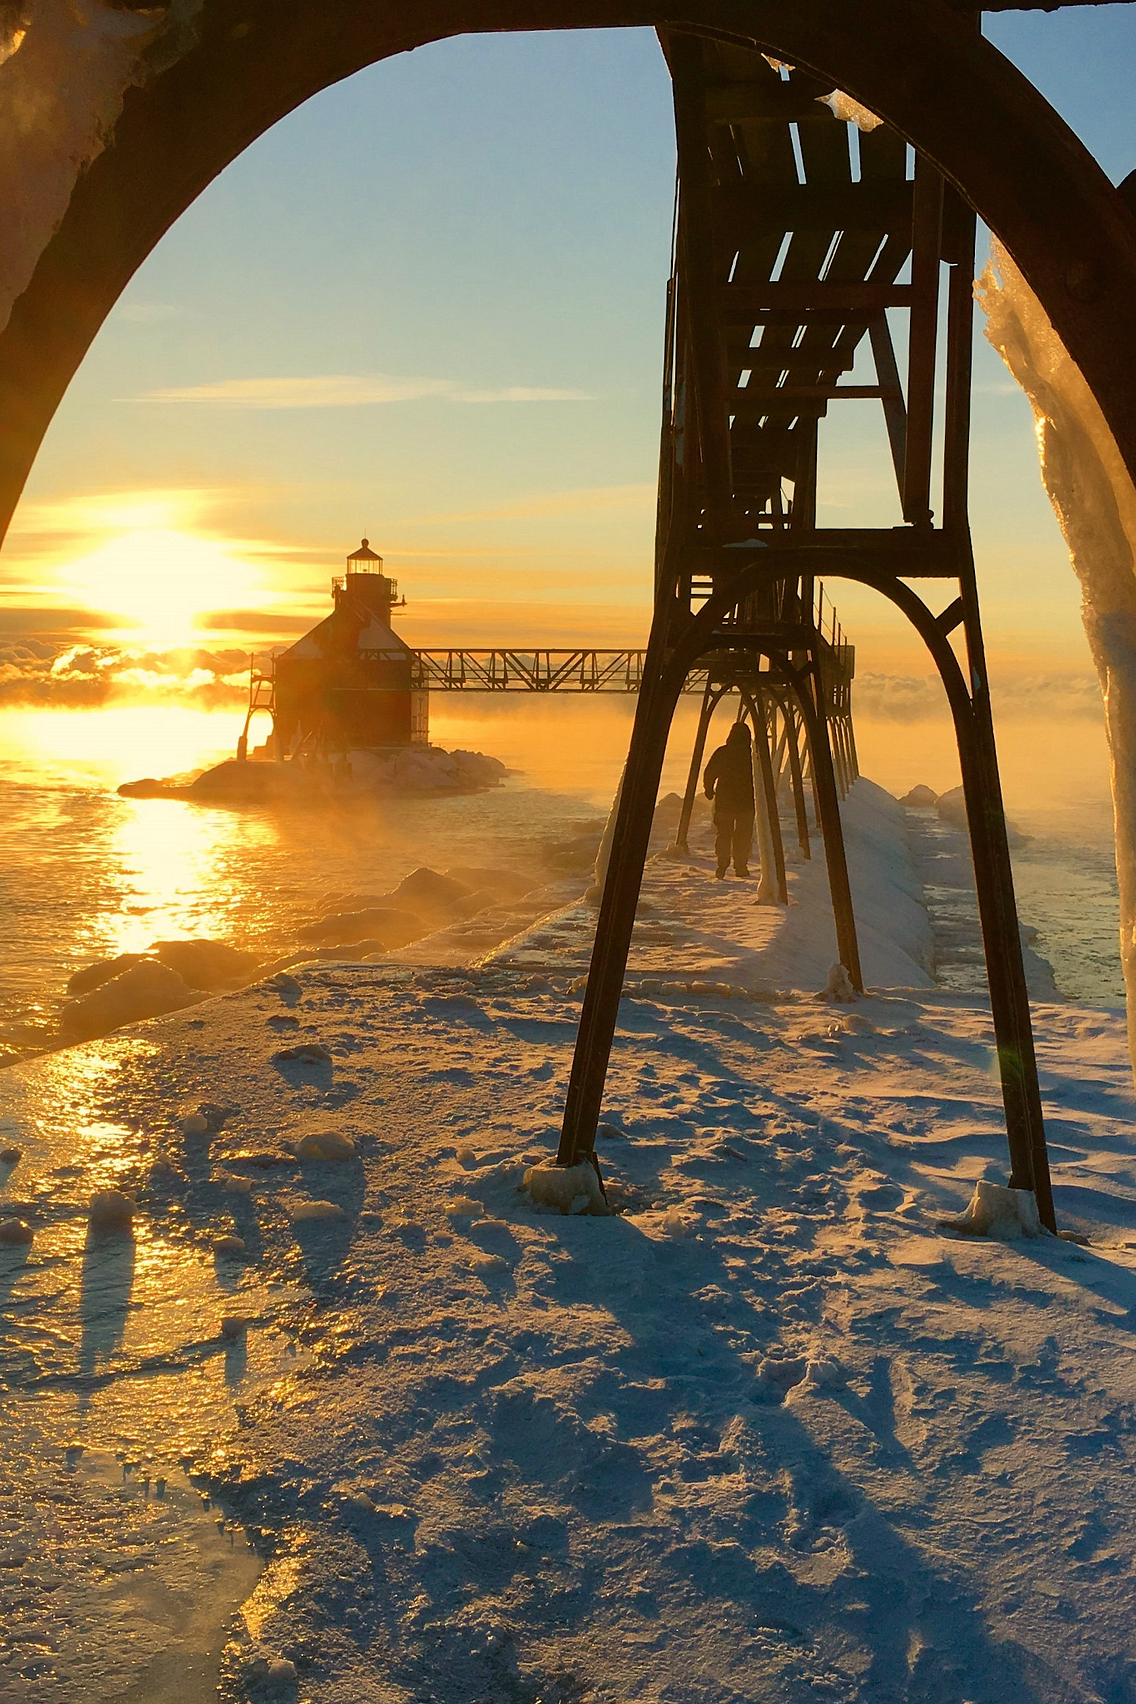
[62,526,265,648]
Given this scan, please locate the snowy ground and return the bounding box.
[479,781,935,993]
[2,782,1136,1703]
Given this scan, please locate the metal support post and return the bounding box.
[673,680,717,853]
[746,688,787,903]
[941,200,1054,1228]
[559,654,680,1164]
[957,569,1056,1228]
[784,703,812,859]
[801,684,863,990]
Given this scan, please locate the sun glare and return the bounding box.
[62,527,264,646]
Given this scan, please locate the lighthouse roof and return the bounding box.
[277,607,414,663]
[357,618,412,657]
[347,536,382,565]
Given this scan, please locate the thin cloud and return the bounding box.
[855,671,1102,721]
[411,483,656,524]
[134,374,593,409]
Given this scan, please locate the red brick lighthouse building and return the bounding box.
[273,540,428,757]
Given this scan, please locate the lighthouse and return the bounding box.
[272,539,428,759]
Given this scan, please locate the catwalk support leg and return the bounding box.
[801,691,863,991]
[673,681,717,855]
[559,665,680,1163]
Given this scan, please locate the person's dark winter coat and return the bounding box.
[703,722,756,878]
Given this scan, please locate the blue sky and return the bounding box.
[4,10,1136,669]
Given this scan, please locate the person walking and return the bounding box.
[703,720,755,879]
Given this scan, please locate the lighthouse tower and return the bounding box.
[272,539,428,758]
[334,537,404,623]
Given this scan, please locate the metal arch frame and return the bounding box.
[558,551,1056,1230]
[670,657,843,897]
[671,663,826,862]
[2,1,1136,540]
[0,2,1110,1235]
[735,678,789,905]
[679,670,795,907]
[758,676,816,859]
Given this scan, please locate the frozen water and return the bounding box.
[0,777,1133,1699]
[941,1177,1044,1240]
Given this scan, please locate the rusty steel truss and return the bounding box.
[4,3,1135,1231]
[554,30,1056,1231]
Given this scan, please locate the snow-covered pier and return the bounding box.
[1,785,1135,1702]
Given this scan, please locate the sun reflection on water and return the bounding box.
[107,798,279,956]
[0,705,236,790]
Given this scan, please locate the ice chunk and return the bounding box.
[88,1188,135,1231]
[214,1234,248,1257]
[227,1149,296,1169]
[298,906,424,948]
[819,963,858,1003]
[941,1179,1043,1240]
[758,1354,807,1394]
[445,1195,482,1219]
[445,866,533,900]
[273,1042,332,1064]
[290,1199,347,1223]
[801,1355,845,1390]
[465,1250,507,1274]
[524,1159,608,1215]
[819,90,883,131]
[66,951,148,996]
[294,1131,355,1162]
[62,958,200,1039]
[246,1652,298,1686]
[936,784,1027,848]
[388,867,471,914]
[215,1170,252,1196]
[152,938,260,989]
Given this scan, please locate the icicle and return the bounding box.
[751,731,778,904]
[977,241,1136,1084]
[818,91,883,132]
[587,761,626,904]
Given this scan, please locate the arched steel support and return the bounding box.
[764,684,812,860]
[768,653,863,991]
[558,551,1055,1232]
[2,1,1136,545]
[738,683,788,905]
[672,679,730,854]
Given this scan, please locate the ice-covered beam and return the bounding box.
[1,0,1135,556]
[0,2,204,335]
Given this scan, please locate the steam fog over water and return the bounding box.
[0,695,1123,1057]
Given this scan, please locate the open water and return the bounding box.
[0,701,1124,1063]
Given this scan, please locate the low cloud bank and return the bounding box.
[137,373,592,409]
[0,641,250,708]
[855,671,1103,722]
[0,643,1106,722]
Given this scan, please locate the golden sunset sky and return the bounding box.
[1,11,1133,756]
